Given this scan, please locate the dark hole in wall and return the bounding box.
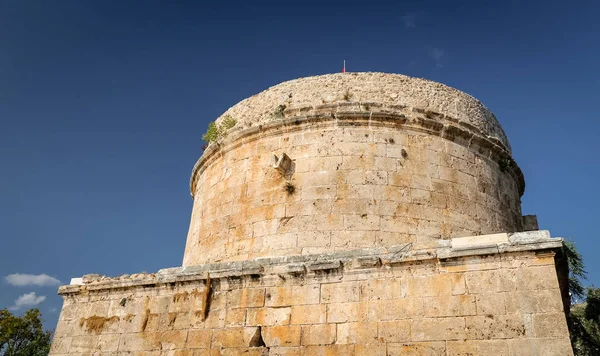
[249,326,266,347]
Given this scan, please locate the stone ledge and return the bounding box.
[58,230,563,295]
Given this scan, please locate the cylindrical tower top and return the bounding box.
[183,72,524,266]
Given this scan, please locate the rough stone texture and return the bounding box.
[184,73,526,266]
[50,73,573,355]
[50,234,572,355]
[186,125,523,266]
[213,73,510,151]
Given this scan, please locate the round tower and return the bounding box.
[183,72,525,266]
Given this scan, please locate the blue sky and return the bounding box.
[1,0,598,329]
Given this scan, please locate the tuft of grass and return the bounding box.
[202,115,237,144]
[202,122,220,143]
[271,104,287,120]
[343,88,353,101]
[221,115,237,130]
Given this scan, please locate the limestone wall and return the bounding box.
[185,113,523,266]
[50,233,573,356]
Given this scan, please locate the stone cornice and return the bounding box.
[58,231,561,296]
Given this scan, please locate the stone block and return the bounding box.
[263,325,301,347]
[377,320,410,342]
[53,320,76,338]
[532,313,570,338]
[300,324,336,345]
[361,278,403,300]
[475,293,506,315]
[516,265,560,291]
[375,231,413,246]
[411,317,466,341]
[321,281,360,303]
[225,308,247,327]
[297,231,331,248]
[373,185,411,203]
[96,334,120,352]
[268,347,302,356]
[505,290,564,314]
[196,303,222,327]
[212,327,255,348]
[265,285,320,307]
[423,295,477,317]
[118,331,187,351]
[227,288,265,308]
[327,302,368,323]
[186,330,211,349]
[49,337,71,354]
[447,340,509,356]
[290,304,327,325]
[302,185,337,200]
[343,214,380,231]
[508,338,573,356]
[302,344,355,356]
[368,298,423,321]
[465,314,526,340]
[247,307,291,326]
[218,348,266,356]
[330,230,376,248]
[336,321,378,344]
[307,259,340,271]
[451,233,508,249]
[355,343,386,356]
[387,341,446,356]
[314,214,345,231]
[464,269,516,294]
[406,273,466,296]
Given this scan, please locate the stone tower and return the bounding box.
[50,73,573,356]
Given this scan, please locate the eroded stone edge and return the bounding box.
[58,230,562,296]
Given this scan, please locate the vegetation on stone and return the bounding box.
[201,115,237,144]
[270,104,286,120]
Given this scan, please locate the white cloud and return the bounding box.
[49,307,58,313]
[5,273,61,287]
[428,47,445,68]
[9,292,46,310]
[401,13,416,28]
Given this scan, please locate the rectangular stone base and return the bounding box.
[50,231,573,356]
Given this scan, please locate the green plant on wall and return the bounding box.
[202,115,237,144]
[498,157,513,172]
[270,104,286,120]
[221,115,237,130]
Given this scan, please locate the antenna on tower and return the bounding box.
[342,60,346,73]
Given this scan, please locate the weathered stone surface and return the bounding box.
[387,341,446,355]
[412,317,467,341]
[50,247,572,355]
[184,73,526,265]
[300,324,336,345]
[50,72,571,355]
[262,325,301,347]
